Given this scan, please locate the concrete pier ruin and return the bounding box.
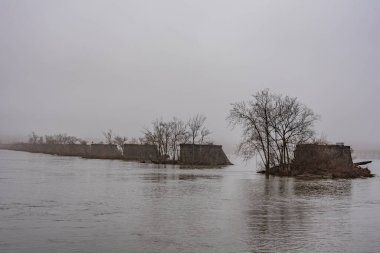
[179,144,232,166]
[268,144,372,178]
[1,143,122,159]
[85,144,122,159]
[1,142,233,166]
[123,144,158,162]
[1,143,90,157]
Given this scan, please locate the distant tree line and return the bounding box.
[27,114,212,162]
[28,132,87,145]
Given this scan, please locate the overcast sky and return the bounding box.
[0,0,379,150]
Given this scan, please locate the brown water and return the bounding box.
[0,150,379,253]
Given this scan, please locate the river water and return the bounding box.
[0,150,379,253]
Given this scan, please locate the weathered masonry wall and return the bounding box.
[1,143,90,157]
[123,144,158,161]
[289,144,367,178]
[85,144,122,159]
[1,143,123,159]
[1,143,234,166]
[179,144,232,165]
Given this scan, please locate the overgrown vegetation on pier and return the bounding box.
[227,89,319,172]
[24,114,212,163]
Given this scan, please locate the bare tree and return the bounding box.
[170,117,188,160]
[161,122,172,160]
[38,136,44,144]
[138,137,146,144]
[144,116,195,162]
[311,133,329,145]
[187,114,211,164]
[45,135,56,144]
[270,94,319,165]
[227,89,318,173]
[64,135,79,144]
[129,137,139,144]
[103,129,113,144]
[143,115,211,162]
[28,132,40,144]
[113,135,127,154]
[143,118,167,160]
[199,127,211,144]
[187,114,208,145]
[227,90,275,171]
[44,133,79,144]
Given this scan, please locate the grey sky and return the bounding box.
[0,0,379,150]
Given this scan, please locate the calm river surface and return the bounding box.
[1,150,380,253]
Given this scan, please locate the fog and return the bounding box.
[1,0,379,151]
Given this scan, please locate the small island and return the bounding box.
[267,143,373,178]
[228,89,374,179]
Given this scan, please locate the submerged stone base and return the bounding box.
[267,144,373,179]
[268,164,372,179]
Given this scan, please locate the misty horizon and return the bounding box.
[1,1,379,151]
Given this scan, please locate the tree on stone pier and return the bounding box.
[187,114,209,145]
[113,135,127,155]
[103,129,113,144]
[170,117,188,161]
[187,114,211,163]
[227,89,318,173]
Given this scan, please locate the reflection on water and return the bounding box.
[0,150,379,253]
[293,179,352,197]
[141,172,223,182]
[242,178,354,252]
